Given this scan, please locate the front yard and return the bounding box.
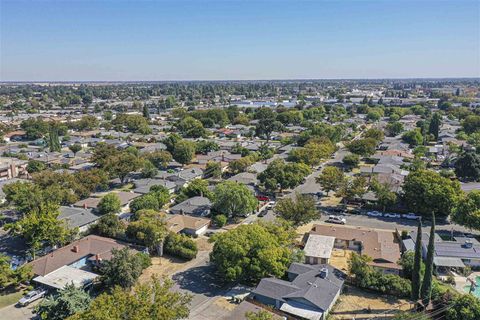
[331,286,411,319]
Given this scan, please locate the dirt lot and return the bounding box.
[331,286,411,320]
[139,236,213,282]
[329,249,352,273]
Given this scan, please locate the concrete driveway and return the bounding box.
[0,300,38,320]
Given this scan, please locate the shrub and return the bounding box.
[164,232,198,260]
[213,214,227,227]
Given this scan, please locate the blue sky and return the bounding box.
[1,0,479,81]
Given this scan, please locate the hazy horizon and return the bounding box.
[1,0,479,81]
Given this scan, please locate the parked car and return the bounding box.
[258,209,267,217]
[384,213,401,219]
[18,289,47,306]
[326,215,346,225]
[256,195,270,202]
[367,211,382,217]
[267,201,275,209]
[402,213,420,220]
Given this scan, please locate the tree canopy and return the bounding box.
[212,181,258,218]
[402,169,461,217]
[209,221,296,284]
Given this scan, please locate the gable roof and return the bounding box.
[311,224,401,269]
[253,263,344,312]
[166,215,210,233]
[29,235,140,276]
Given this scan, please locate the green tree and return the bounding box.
[5,203,74,259]
[69,277,191,320]
[412,219,423,301]
[90,213,126,238]
[402,170,461,218]
[142,104,150,119]
[446,294,480,320]
[176,116,205,138]
[175,179,212,204]
[173,140,196,165]
[98,193,121,215]
[402,129,423,147]
[212,214,227,227]
[145,150,172,169]
[347,138,377,156]
[141,160,158,178]
[164,232,198,260]
[364,128,384,142]
[209,222,295,284]
[204,161,222,179]
[274,193,319,226]
[420,214,435,306]
[258,159,311,192]
[462,115,480,134]
[48,124,61,152]
[451,190,480,231]
[386,121,404,137]
[27,159,46,174]
[0,254,32,289]
[316,166,345,195]
[212,181,258,218]
[254,107,283,142]
[126,210,168,254]
[36,284,91,320]
[162,133,182,153]
[342,153,360,169]
[370,179,397,212]
[100,248,151,289]
[288,139,335,166]
[68,143,82,156]
[195,140,219,155]
[129,187,170,213]
[337,175,368,201]
[104,151,142,184]
[455,151,480,182]
[428,113,442,140]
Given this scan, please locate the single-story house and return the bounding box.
[166,215,210,236]
[251,263,345,320]
[28,235,144,289]
[311,224,402,274]
[303,234,335,265]
[169,196,212,216]
[58,206,101,232]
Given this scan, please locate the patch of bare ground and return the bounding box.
[331,286,411,320]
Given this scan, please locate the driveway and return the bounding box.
[0,300,38,320]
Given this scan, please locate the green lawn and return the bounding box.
[0,288,26,309]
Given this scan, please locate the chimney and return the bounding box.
[72,245,79,253]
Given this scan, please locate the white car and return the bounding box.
[384,213,401,219]
[18,289,47,306]
[402,213,420,220]
[267,201,276,209]
[367,211,382,217]
[326,215,346,225]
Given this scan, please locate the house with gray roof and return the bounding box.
[251,263,345,320]
[58,206,101,232]
[404,230,480,270]
[169,196,212,216]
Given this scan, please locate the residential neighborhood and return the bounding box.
[0,77,478,320]
[1,1,479,320]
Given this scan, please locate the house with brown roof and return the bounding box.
[166,215,210,236]
[310,224,401,274]
[29,235,143,277]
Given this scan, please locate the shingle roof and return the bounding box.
[29,235,140,276]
